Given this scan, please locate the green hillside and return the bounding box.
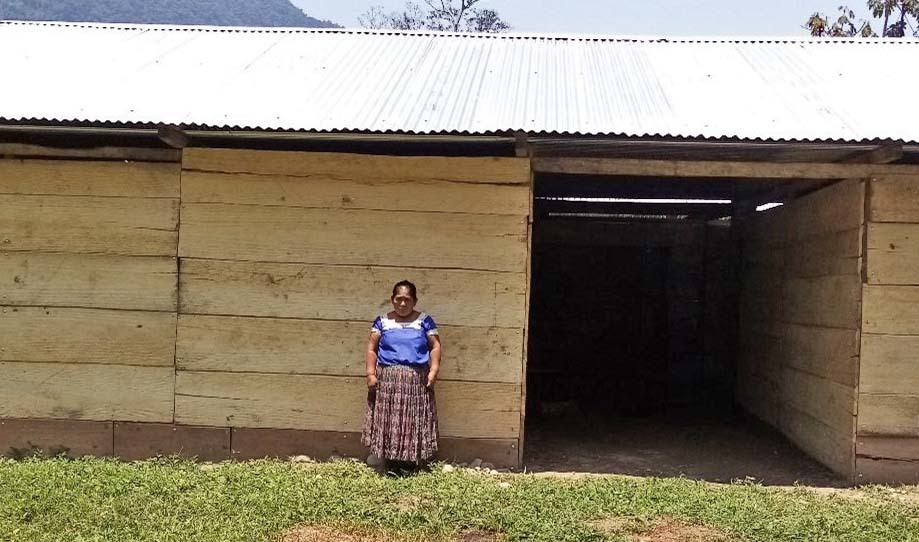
[0,0,339,27]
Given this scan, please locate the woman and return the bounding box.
[361,280,441,472]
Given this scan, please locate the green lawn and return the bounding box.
[0,457,916,542]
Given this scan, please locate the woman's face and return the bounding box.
[391,286,416,317]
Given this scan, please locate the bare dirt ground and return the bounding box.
[522,410,847,487]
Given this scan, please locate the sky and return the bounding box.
[294,0,850,35]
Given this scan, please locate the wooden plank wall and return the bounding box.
[0,155,180,426]
[859,174,919,483]
[737,179,865,478]
[175,149,531,464]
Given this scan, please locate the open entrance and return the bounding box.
[523,172,848,486]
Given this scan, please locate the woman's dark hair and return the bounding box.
[391,280,417,301]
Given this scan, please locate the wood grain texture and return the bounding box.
[0,158,180,197]
[783,275,861,329]
[179,259,526,328]
[867,223,919,285]
[862,285,919,335]
[780,405,854,477]
[113,422,231,461]
[179,204,527,272]
[0,362,174,422]
[183,148,531,185]
[176,314,522,383]
[182,171,530,216]
[175,371,520,439]
[858,394,919,436]
[0,253,177,311]
[784,179,865,242]
[782,324,859,387]
[0,194,178,255]
[0,144,181,163]
[869,175,919,223]
[785,229,862,279]
[856,436,919,461]
[856,458,919,484]
[780,367,856,435]
[230,427,365,460]
[0,307,176,366]
[860,334,919,395]
[0,418,113,458]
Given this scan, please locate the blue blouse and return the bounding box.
[371,312,438,366]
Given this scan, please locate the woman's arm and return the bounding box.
[366,332,381,389]
[427,334,441,388]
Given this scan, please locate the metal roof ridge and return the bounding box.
[3,19,919,44]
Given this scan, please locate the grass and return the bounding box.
[0,456,917,542]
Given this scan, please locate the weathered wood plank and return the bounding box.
[0,195,178,255]
[0,159,180,197]
[183,148,530,185]
[113,422,230,461]
[860,334,919,395]
[784,179,865,242]
[175,371,520,439]
[230,427,365,460]
[531,156,919,179]
[782,324,859,387]
[176,314,522,383]
[867,223,919,285]
[179,204,527,272]
[179,259,526,328]
[0,307,176,366]
[0,144,181,163]
[182,171,530,216]
[0,418,113,458]
[857,436,919,461]
[0,253,177,312]
[780,405,854,477]
[780,367,856,435]
[869,175,919,223]
[783,275,861,329]
[862,285,919,335]
[856,458,919,484]
[785,228,862,279]
[0,362,174,422]
[858,394,919,436]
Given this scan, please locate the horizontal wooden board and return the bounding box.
[856,436,919,461]
[114,422,231,461]
[860,334,919,395]
[0,194,178,256]
[858,394,919,436]
[785,228,862,279]
[179,204,527,272]
[783,274,861,329]
[176,314,522,383]
[535,220,705,248]
[862,285,919,335]
[780,367,856,435]
[179,259,526,328]
[867,223,919,285]
[856,458,919,484]
[740,207,788,247]
[230,427,365,460]
[0,158,180,197]
[0,144,181,163]
[183,148,530,185]
[782,324,859,387]
[0,307,176,366]
[0,418,113,458]
[182,171,530,216]
[780,405,854,477]
[0,362,174,422]
[0,253,177,312]
[736,381,779,428]
[785,179,865,242]
[175,371,520,439]
[869,175,919,223]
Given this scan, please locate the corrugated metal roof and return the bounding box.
[2,20,918,142]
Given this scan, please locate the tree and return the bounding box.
[806,1,918,37]
[359,0,510,32]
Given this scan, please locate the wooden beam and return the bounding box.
[514,131,529,158]
[531,157,919,179]
[840,143,904,164]
[0,143,181,162]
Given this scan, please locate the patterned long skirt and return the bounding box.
[361,363,439,463]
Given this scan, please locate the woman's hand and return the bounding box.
[426,371,437,388]
[367,373,378,389]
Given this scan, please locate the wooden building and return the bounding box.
[2,22,919,483]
